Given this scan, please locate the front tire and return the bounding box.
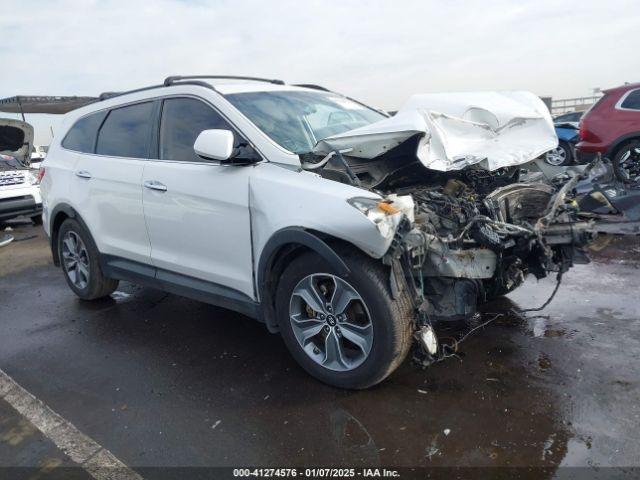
[58,218,118,300]
[276,249,414,389]
[612,141,640,184]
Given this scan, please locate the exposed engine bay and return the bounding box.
[301,131,599,363]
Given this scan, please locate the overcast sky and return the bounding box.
[2,0,639,144]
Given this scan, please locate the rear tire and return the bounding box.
[275,249,414,389]
[612,141,640,184]
[58,218,118,300]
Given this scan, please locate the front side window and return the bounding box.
[62,110,107,153]
[224,90,386,154]
[96,102,154,158]
[620,89,640,110]
[159,98,232,162]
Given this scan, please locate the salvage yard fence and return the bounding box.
[551,94,603,114]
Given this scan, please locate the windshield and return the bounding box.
[224,90,386,154]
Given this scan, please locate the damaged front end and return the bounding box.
[302,91,600,364]
[348,163,597,367]
[368,161,596,320]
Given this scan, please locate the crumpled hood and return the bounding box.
[313,91,558,172]
[0,118,34,166]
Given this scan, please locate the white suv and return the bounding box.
[41,76,593,388]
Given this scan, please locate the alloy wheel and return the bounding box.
[619,148,640,182]
[289,273,373,372]
[61,231,90,289]
[545,146,568,166]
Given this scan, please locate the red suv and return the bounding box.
[577,82,640,183]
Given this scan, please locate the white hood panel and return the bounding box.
[314,91,558,172]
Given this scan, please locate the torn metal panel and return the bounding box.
[423,241,497,279]
[313,91,557,172]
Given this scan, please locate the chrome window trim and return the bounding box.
[614,88,640,112]
[59,90,268,164]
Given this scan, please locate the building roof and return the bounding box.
[0,96,97,115]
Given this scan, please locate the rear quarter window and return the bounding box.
[620,89,640,110]
[61,110,107,153]
[96,102,154,158]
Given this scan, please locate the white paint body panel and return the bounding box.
[0,182,41,203]
[249,163,389,257]
[142,160,254,297]
[73,154,150,263]
[315,91,557,172]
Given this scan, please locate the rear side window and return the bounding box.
[96,102,154,158]
[159,97,233,162]
[620,89,640,110]
[61,111,107,153]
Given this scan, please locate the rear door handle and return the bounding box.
[144,180,168,192]
[75,170,92,179]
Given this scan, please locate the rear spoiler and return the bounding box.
[0,96,98,118]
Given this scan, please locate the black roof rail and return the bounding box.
[99,92,120,100]
[96,75,286,104]
[98,84,166,102]
[293,83,331,92]
[164,75,285,86]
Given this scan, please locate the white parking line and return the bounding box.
[0,368,143,480]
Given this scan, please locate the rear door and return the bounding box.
[70,102,154,264]
[142,96,255,298]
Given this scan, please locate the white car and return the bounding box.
[0,118,43,224]
[40,76,593,388]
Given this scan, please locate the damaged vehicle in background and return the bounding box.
[0,118,43,224]
[544,120,579,166]
[40,77,600,388]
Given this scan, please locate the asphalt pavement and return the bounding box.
[0,219,639,479]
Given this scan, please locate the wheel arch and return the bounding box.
[257,227,362,333]
[49,204,91,267]
[605,132,640,159]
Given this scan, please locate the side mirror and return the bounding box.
[194,129,234,161]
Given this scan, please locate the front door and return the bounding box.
[142,97,255,298]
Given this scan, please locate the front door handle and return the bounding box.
[75,170,92,179]
[144,180,168,192]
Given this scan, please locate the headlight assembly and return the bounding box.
[347,196,402,238]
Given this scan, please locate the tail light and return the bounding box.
[579,118,600,143]
[579,113,600,143]
[36,166,46,184]
[579,120,588,141]
[579,94,608,143]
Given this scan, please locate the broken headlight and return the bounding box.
[347,196,404,238]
